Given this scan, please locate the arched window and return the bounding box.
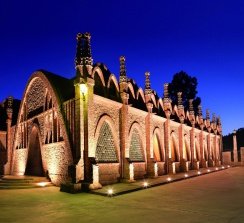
[129,128,144,162]
[96,122,118,163]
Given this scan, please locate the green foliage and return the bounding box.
[223,128,244,151]
[168,71,201,111]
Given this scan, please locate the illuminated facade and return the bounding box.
[0,33,222,189]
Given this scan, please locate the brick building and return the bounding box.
[0,33,222,190]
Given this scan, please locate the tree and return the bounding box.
[168,71,201,111]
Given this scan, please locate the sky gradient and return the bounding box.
[1,0,244,135]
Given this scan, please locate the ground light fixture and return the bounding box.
[184,174,188,178]
[197,171,201,175]
[143,182,149,188]
[221,166,225,169]
[107,188,114,196]
[207,169,211,172]
[167,177,172,182]
[37,182,48,187]
[227,165,230,168]
[215,167,219,171]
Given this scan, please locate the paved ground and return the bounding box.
[0,166,244,223]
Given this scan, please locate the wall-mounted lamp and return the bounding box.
[80,83,88,100]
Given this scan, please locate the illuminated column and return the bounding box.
[198,105,206,168]
[119,56,129,180]
[73,78,86,183]
[163,83,172,174]
[177,92,187,171]
[205,109,213,167]
[144,72,155,177]
[233,130,238,163]
[5,96,13,175]
[85,77,95,184]
[212,113,219,165]
[217,117,223,164]
[188,99,196,169]
[71,32,95,186]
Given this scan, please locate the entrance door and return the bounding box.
[25,127,44,176]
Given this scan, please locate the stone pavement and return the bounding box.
[0,166,244,223]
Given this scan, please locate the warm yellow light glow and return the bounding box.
[167,177,171,182]
[221,166,225,169]
[107,188,113,196]
[207,169,211,172]
[143,182,149,188]
[215,167,219,171]
[197,171,201,175]
[227,165,230,168]
[184,174,188,178]
[80,83,88,95]
[37,182,48,187]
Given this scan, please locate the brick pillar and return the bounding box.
[233,130,238,163]
[179,124,187,171]
[190,128,195,169]
[120,92,129,180]
[207,134,214,167]
[4,97,13,175]
[213,135,219,166]
[73,77,85,183]
[84,77,94,183]
[145,102,155,177]
[164,119,171,174]
[199,131,207,168]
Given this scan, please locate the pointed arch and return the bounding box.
[194,136,201,161]
[151,94,157,108]
[184,134,191,161]
[170,132,180,162]
[91,66,106,87]
[153,128,164,161]
[107,74,119,92]
[94,114,120,163]
[127,82,135,99]
[12,71,73,185]
[128,122,146,162]
[136,88,145,102]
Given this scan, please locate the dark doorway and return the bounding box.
[25,127,44,176]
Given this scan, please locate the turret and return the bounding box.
[144,71,152,104]
[163,83,172,119]
[177,92,185,123]
[75,32,93,77]
[119,56,128,93]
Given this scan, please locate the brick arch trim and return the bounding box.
[12,70,73,173]
[107,74,119,92]
[91,66,106,87]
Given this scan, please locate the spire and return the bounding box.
[119,56,127,83]
[177,92,183,106]
[212,113,216,123]
[75,32,93,67]
[206,109,210,120]
[189,99,194,114]
[145,71,152,95]
[198,104,202,117]
[6,96,13,119]
[163,83,169,99]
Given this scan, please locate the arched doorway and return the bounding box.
[25,126,44,176]
[153,134,162,162]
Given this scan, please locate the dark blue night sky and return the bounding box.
[1,0,244,135]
